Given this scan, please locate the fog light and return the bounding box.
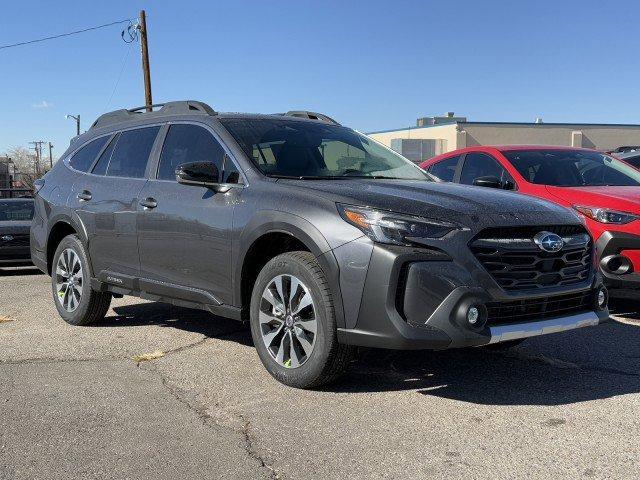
[597,288,607,308]
[467,307,480,325]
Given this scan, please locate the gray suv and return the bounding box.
[31,101,609,388]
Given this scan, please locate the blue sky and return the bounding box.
[1,0,639,158]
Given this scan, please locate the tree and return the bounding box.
[3,146,42,190]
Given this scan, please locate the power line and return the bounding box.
[0,19,133,50]
[104,41,134,110]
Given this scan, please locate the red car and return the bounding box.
[422,146,640,299]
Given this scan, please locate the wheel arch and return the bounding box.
[236,211,345,328]
[45,214,88,275]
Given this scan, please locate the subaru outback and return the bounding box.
[31,101,609,388]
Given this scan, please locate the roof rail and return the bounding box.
[283,111,340,125]
[90,100,217,130]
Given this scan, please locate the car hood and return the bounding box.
[545,186,640,213]
[280,179,579,225]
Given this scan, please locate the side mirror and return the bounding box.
[176,161,230,192]
[473,176,503,189]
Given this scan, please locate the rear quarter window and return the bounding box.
[68,136,110,172]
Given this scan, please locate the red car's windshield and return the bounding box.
[502,149,640,187]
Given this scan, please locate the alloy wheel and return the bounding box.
[55,248,83,312]
[259,274,317,368]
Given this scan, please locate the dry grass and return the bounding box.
[0,315,13,324]
[132,350,165,363]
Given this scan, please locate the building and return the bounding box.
[0,161,10,189]
[367,113,640,164]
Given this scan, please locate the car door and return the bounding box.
[69,125,161,282]
[136,122,242,306]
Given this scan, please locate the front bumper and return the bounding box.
[597,231,640,297]
[336,243,609,350]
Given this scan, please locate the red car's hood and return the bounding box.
[545,186,640,213]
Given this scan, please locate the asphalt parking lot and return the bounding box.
[1,267,639,480]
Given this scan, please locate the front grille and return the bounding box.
[0,234,30,247]
[486,290,593,326]
[470,225,592,291]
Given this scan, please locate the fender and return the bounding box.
[45,210,90,273]
[234,210,346,328]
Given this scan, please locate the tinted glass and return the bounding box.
[222,154,240,183]
[621,154,640,169]
[106,126,160,178]
[69,136,109,172]
[429,155,459,182]
[220,118,429,180]
[0,200,34,221]
[91,134,118,176]
[460,153,505,185]
[503,149,640,187]
[158,124,224,181]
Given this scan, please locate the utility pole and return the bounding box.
[139,10,153,111]
[29,141,45,176]
[48,142,54,169]
[66,114,80,136]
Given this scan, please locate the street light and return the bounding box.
[65,114,80,136]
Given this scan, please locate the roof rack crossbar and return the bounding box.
[283,111,340,126]
[90,100,217,131]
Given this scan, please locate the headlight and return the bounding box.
[337,204,459,245]
[573,205,639,225]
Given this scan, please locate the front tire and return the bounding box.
[51,235,111,326]
[249,251,355,388]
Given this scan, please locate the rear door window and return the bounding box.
[106,126,160,178]
[428,155,460,182]
[69,136,109,172]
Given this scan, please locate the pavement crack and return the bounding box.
[0,356,122,366]
[160,336,209,358]
[138,362,280,479]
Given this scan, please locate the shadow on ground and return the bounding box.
[105,301,639,406]
[610,297,640,320]
[105,302,253,346]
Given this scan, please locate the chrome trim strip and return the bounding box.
[488,311,600,344]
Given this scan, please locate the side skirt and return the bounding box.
[91,272,243,321]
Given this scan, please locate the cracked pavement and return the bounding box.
[1,268,639,479]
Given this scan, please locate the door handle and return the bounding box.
[77,190,92,201]
[139,197,158,209]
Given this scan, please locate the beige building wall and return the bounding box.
[460,123,640,151]
[369,122,640,157]
[368,124,459,152]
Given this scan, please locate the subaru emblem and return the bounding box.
[1,235,14,242]
[533,231,564,253]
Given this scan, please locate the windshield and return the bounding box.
[503,149,640,187]
[220,118,430,180]
[0,200,34,221]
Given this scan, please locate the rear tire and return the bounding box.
[51,235,111,326]
[249,251,356,388]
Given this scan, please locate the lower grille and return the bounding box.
[486,290,593,326]
[470,225,593,291]
[1,234,30,247]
